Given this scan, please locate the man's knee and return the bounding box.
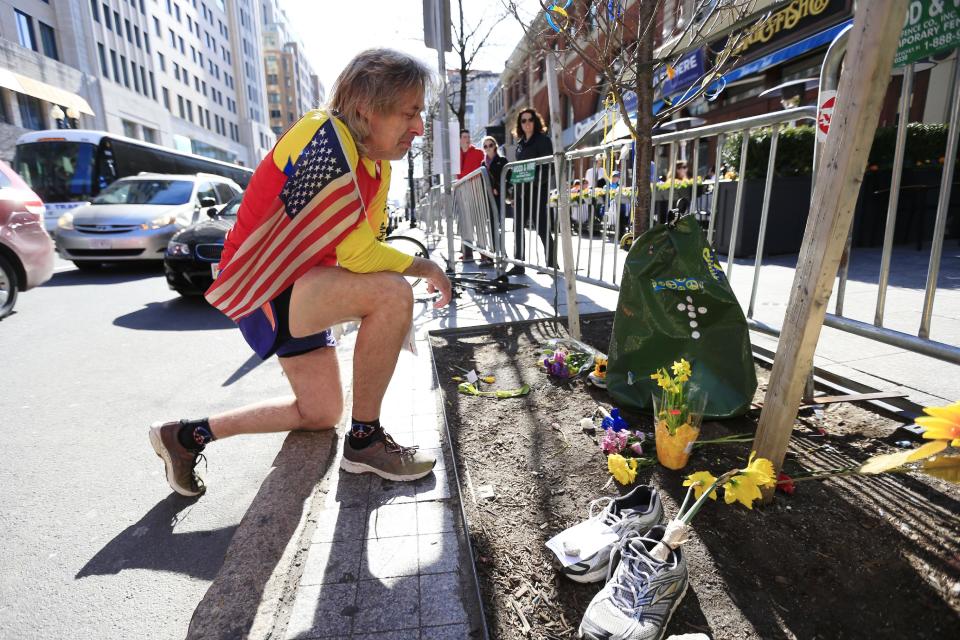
[380,272,413,313]
[297,397,344,431]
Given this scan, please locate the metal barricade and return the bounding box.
[497,155,559,275]
[451,166,500,265]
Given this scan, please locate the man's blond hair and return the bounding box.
[328,48,432,156]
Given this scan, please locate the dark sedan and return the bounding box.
[163,196,239,296]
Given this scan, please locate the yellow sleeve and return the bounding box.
[335,219,414,273]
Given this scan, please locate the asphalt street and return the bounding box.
[0,254,289,639]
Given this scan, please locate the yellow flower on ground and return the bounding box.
[671,359,691,381]
[723,475,763,509]
[915,401,960,446]
[739,451,776,488]
[608,454,638,485]
[683,471,718,500]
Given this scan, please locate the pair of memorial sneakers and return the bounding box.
[561,485,689,640]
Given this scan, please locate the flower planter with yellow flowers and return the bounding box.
[650,358,708,470]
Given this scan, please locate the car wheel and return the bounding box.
[73,261,102,271]
[0,254,19,319]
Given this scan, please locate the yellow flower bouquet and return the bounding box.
[650,359,708,470]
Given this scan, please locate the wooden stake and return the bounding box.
[752,0,909,501]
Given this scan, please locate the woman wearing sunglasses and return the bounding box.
[480,136,507,267]
[510,107,555,275]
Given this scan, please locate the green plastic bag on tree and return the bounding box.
[607,215,757,418]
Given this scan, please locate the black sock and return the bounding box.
[348,418,382,450]
[177,418,215,452]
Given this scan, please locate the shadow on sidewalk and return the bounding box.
[186,430,337,639]
[75,493,234,581]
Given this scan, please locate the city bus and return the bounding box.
[13,130,254,232]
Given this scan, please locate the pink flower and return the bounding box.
[629,442,644,456]
[601,428,628,454]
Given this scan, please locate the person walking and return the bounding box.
[148,49,452,497]
[479,136,507,267]
[510,107,555,275]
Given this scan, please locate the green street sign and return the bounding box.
[510,162,537,184]
[894,0,960,67]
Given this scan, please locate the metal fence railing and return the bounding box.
[416,51,960,367]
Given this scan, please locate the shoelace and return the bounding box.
[588,497,625,530]
[191,451,208,490]
[608,540,661,618]
[382,432,419,457]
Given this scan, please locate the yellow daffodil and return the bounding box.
[650,372,662,381]
[723,475,763,509]
[683,471,718,500]
[671,359,691,380]
[657,376,673,391]
[608,454,638,485]
[915,401,960,446]
[739,451,776,488]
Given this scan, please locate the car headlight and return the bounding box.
[57,212,74,230]
[167,241,192,257]
[141,213,178,230]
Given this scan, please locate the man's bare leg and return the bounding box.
[287,267,413,422]
[207,346,345,438]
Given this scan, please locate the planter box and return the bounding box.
[711,176,812,258]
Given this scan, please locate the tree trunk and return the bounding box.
[632,0,655,237]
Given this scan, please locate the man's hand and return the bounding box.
[404,257,452,308]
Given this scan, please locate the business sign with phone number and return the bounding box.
[894,0,960,67]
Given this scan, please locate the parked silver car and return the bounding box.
[55,173,241,269]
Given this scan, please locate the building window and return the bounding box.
[132,61,141,92]
[114,11,121,31]
[98,43,109,76]
[169,29,176,47]
[110,49,120,83]
[91,0,100,21]
[173,62,179,80]
[140,66,148,96]
[149,71,157,100]
[123,119,138,138]
[103,4,111,30]
[163,86,170,109]
[134,25,141,48]
[186,99,193,122]
[144,33,150,53]
[153,16,160,36]
[142,126,156,143]
[175,3,181,21]
[125,19,133,43]
[158,53,166,71]
[39,22,59,60]
[178,94,184,118]
[120,55,130,87]
[15,10,37,51]
[178,36,185,54]
[17,94,44,129]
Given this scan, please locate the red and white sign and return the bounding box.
[816,91,837,143]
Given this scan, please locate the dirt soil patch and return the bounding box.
[429,314,960,640]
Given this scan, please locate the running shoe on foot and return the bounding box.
[578,526,688,640]
[340,431,436,481]
[562,485,664,583]
[149,421,206,497]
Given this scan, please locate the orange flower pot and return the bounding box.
[655,420,700,470]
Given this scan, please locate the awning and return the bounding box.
[0,68,95,116]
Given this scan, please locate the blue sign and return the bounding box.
[659,49,705,96]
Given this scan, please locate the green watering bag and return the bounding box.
[607,215,757,418]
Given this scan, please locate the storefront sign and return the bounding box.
[510,162,536,184]
[730,0,848,62]
[658,49,706,97]
[894,0,960,67]
[816,90,836,142]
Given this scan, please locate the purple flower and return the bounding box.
[629,442,644,456]
[601,428,628,454]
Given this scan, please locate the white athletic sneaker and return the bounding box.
[561,485,664,583]
[578,526,688,640]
